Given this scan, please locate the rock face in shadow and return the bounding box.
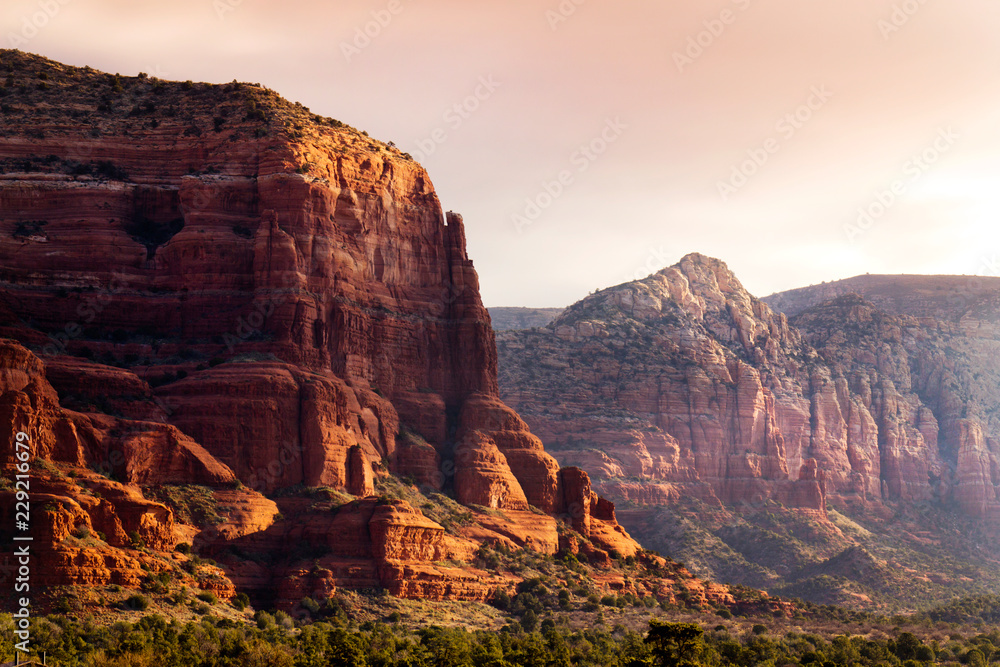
[0,50,637,607]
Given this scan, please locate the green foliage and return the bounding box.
[196,590,218,604]
[122,594,150,611]
[9,609,1000,667]
[148,485,225,527]
[645,621,704,667]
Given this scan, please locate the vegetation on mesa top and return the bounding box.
[0,49,413,161]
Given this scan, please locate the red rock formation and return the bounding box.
[208,496,513,607]
[501,255,994,518]
[499,254,831,514]
[0,51,638,606]
[499,254,1000,542]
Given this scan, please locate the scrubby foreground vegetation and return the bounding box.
[9,593,1000,666]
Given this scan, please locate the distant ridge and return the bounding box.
[489,306,564,331]
[764,273,1000,319]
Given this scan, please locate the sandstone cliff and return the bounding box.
[498,254,1000,610]
[0,50,639,609]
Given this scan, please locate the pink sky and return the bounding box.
[6,0,1000,306]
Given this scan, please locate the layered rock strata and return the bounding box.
[0,50,636,606]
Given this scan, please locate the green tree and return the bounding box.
[645,621,704,667]
[327,628,368,667]
[893,632,922,661]
[965,648,987,667]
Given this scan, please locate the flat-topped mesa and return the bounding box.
[0,50,638,600]
[0,51,490,475]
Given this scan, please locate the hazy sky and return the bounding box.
[6,0,1000,306]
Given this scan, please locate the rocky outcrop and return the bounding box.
[499,254,833,514]
[499,254,1000,522]
[208,496,508,607]
[497,254,1000,610]
[0,50,637,606]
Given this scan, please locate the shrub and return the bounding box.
[123,594,150,611]
[232,592,250,611]
[493,588,511,610]
[196,591,218,604]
